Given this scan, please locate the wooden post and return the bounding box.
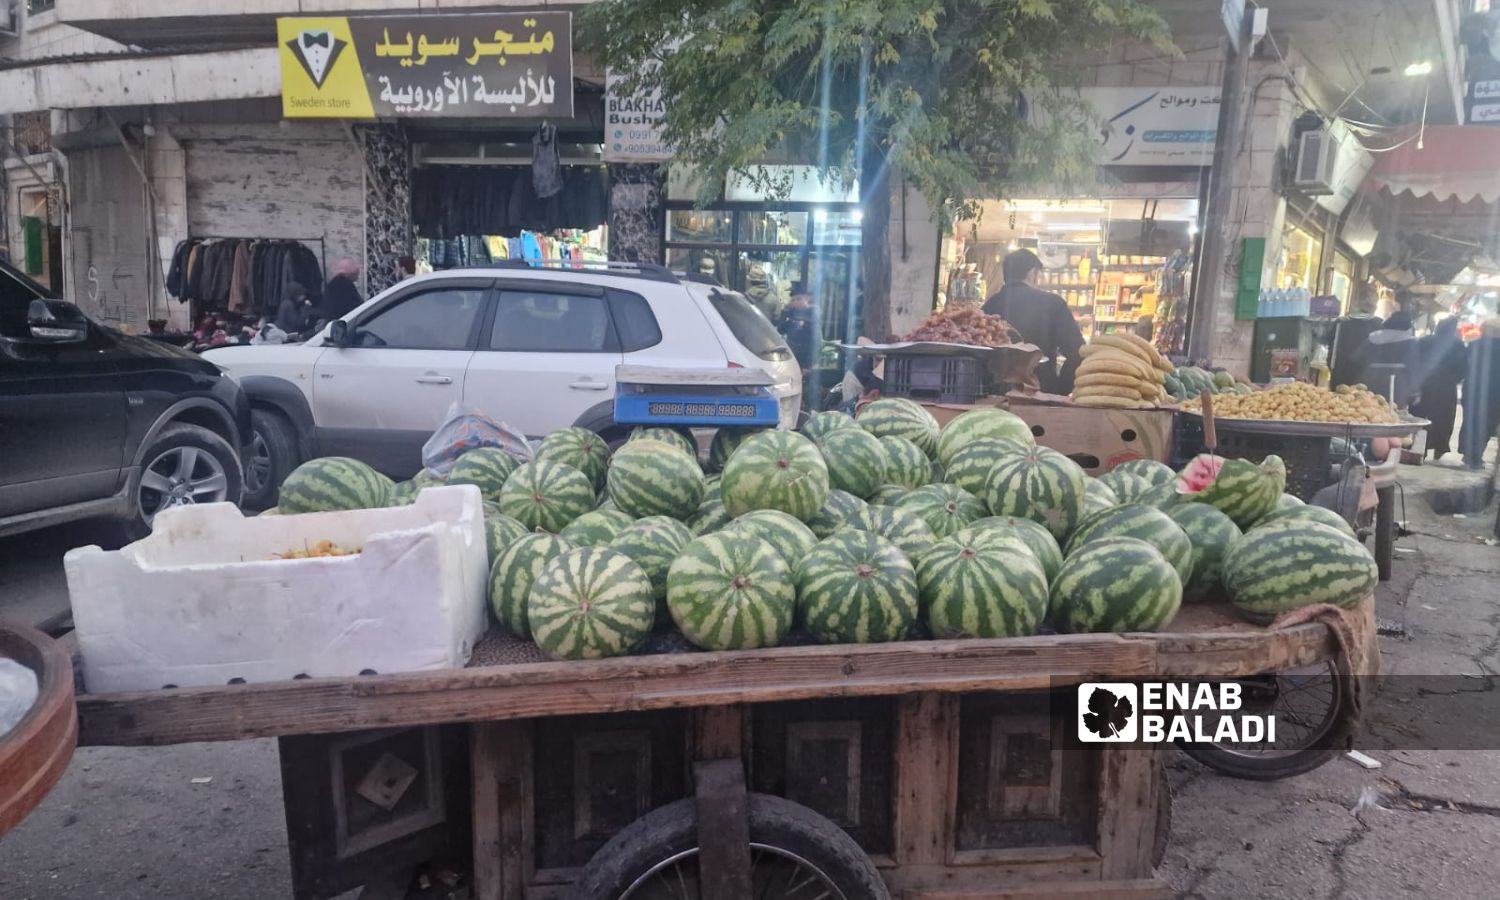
[470,721,532,900]
[470,723,503,900]
[1096,744,1162,880]
[893,693,957,866]
[692,704,744,761]
[694,758,753,900]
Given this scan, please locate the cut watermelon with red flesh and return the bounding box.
[1176,454,1285,530]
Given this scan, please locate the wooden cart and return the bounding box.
[1,622,77,837]
[68,600,1374,900]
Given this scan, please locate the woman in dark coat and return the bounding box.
[1411,317,1466,461]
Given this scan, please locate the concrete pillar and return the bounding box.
[887,175,941,338]
[146,130,190,330]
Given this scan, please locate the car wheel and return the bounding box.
[242,408,300,510]
[121,423,243,538]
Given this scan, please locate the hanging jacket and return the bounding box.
[532,123,564,199]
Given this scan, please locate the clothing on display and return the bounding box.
[417,227,607,272]
[412,165,608,239]
[166,238,324,318]
[531,124,564,200]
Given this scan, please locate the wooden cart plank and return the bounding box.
[893,693,957,866]
[77,635,1159,746]
[470,724,503,900]
[1095,745,1162,881]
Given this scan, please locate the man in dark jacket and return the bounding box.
[321,257,364,322]
[275,282,315,338]
[981,249,1086,394]
[777,284,821,372]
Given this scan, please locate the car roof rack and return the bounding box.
[482,259,679,284]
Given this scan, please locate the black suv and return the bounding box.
[0,260,250,538]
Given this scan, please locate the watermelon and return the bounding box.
[801,410,858,443]
[880,436,934,489]
[1273,493,1305,513]
[1064,504,1195,587]
[1096,469,1154,504]
[608,515,693,605]
[1167,504,1242,602]
[720,431,830,521]
[667,533,795,650]
[895,484,986,539]
[1050,537,1183,633]
[917,535,1048,639]
[982,446,1087,541]
[703,474,722,504]
[278,456,393,513]
[1257,504,1357,539]
[596,496,618,512]
[936,408,1034,468]
[796,531,920,644]
[628,426,698,461]
[485,512,530,566]
[708,427,767,473]
[489,532,573,639]
[1223,520,1376,623]
[259,507,282,516]
[805,489,870,539]
[1137,480,1185,512]
[496,459,596,533]
[447,447,521,496]
[857,398,941,458]
[868,484,911,506]
[1110,458,1176,486]
[688,500,733,535]
[724,509,819,567]
[945,437,1031,496]
[1085,478,1119,505]
[852,506,938,561]
[536,428,610,490]
[412,469,446,488]
[528,547,655,660]
[385,479,421,507]
[959,516,1064,583]
[817,427,890,499]
[1177,454,1286,529]
[607,438,706,520]
[560,509,634,546]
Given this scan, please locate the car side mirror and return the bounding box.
[327,319,351,347]
[26,299,88,343]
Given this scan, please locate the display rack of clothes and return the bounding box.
[166,237,326,320]
[412,165,609,239]
[420,227,607,271]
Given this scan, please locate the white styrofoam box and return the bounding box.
[64,486,488,692]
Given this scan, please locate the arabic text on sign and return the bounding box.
[372,26,556,68]
[378,70,557,112]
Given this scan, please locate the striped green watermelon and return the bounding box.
[703,474,722,504]
[560,509,634,546]
[1110,459,1176,486]
[485,512,530,567]
[801,410,858,443]
[667,533,795,650]
[447,447,521,496]
[724,509,819,567]
[895,484,986,539]
[817,427,890,499]
[857,398,941,458]
[867,484,911,506]
[385,479,421,507]
[958,516,1064,583]
[1273,493,1305,513]
[708,427,767,473]
[1223,520,1376,623]
[412,469,446,488]
[1064,504,1195,587]
[1050,537,1183,633]
[596,496,618,512]
[917,534,1048,639]
[278,457,393,513]
[489,532,573,639]
[721,431,830,521]
[879,436,934,489]
[608,515,693,601]
[1177,454,1286,529]
[536,428,610,490]
[496,459,596,533]
[805,489,870,539]
[688,499,733,535]
[1167,504,1242,602]
[1085,478,1119,505]
[982,446,1087,541]
[851,506,938,561]
[796,531,919,644]
[607,438,705,520]
[1096,469,1155,504]
[936,408,1035,468]
[629,426,699,461]
[1137,480,1185,512]
[944,437,1031,496]
[1257,504,1356,539]
[528,547,655,660]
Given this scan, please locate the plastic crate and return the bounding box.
[1172,416,1333,501]
[884,353,982,404]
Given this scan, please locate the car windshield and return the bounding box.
[706,288,790,361]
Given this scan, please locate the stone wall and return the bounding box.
[607,164,664,264]
[352,123,411,296]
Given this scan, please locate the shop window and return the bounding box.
[736,251,802,318]
[1331,252,1355,312]
[354,288,485,350]
[667,247,730,283]
[737,211,808,246]
[490,290,616,353]
[1277,224,1322,291]
[812,210,863,246]
[666,210,732,244]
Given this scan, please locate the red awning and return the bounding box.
[1365,126,1500,205]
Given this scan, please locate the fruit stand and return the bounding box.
[68,596,1375,900]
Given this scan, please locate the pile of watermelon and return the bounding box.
[267,400,1378,662]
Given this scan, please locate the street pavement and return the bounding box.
[1,461,1498,899]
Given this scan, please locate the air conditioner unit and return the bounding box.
[1293,127,1340,195]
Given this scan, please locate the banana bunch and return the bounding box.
[1071,333,1175,409]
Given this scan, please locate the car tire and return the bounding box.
[119,422,243,540]
[242,408,300,511]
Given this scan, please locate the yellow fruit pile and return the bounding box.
[272,539,362,559]
[1183,381,1400,423]
[1071,333,1174,409]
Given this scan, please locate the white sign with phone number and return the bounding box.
[604,68,672,162]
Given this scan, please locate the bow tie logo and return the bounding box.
[286,28,346,89]
[302,31,330,49]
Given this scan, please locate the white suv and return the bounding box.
[206,262,803,508]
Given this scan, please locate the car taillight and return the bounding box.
[727,361,744,369]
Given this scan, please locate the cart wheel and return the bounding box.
[572,794,890,900]
[1177,659,1353,781]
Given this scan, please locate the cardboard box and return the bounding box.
[922,396,1176,476]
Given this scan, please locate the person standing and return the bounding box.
[982,249,1086,394]
[321,257,364,322]
[777,283,822,373]
[1411,316,1466,461]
